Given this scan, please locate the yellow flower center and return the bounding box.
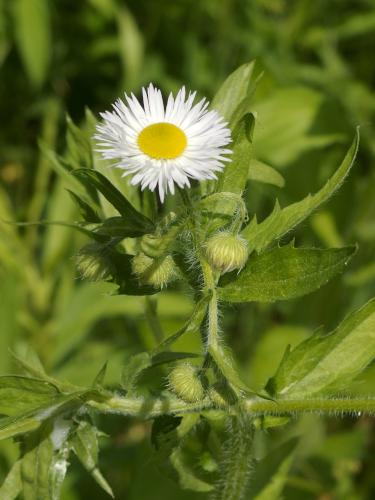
[137,122,187,159]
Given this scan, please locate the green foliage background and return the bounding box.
[1,0,375,498]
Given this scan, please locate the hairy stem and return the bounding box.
[211,415,254,500]
[87,395,375,418]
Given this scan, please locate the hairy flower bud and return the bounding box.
[76,243,111,281]
[168,363,205,403]
[131,252,178,288]
[205,232,249,273]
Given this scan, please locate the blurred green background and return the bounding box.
[1,0,375,498]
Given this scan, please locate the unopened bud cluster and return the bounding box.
[205,231,249,274]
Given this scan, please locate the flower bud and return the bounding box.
[76,244,111,281]
[205,232,249,274]
[131,252,178,288]
[168,363,205,403]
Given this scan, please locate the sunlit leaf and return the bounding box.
[219,244,356,303]
[242,130,359,253]
[267,297,375,397]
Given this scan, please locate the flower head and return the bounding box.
[94,84,232,202]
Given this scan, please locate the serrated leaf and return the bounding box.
[266,297,375,397]
[13,0,51,88]
[249,438,298,500]
[218,244,356,303]
[0,460,22,500]
[72,169,154,234]
[217,113,255,194]
[242,130,359,253]
[211,61,258,125]
[71,421,114,498]
[248,159,285,188]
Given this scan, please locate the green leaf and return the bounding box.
[0,460,22,500]
[0,415,41,441]
[72,169,154,234]
[21,428,55,500]
[121,352,151,392]
[249,438,298,500]
[92,362,108,388]
[95,215,151,238]
[66,115,93,170]
[0,376,60,417]
[248,159,285,188]
[211,61,258,125]
[170,448,213,493]
[242,130,359,253]
[0,391,92,441]
[67,190,101,223]
[153,295,210,353]
[111,252,158,295]
[266,297,375,397]
[217,113,255,194]
[209,344,250,395]
[218,244,357,303]
[116,6,144,89]
[151,351,200,367]
[71,421,114,498]
[13,0,51,88]
[252,87,343,167]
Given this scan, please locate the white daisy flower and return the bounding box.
[94,84,232,202]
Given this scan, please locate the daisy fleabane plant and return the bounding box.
[94,84,232,202]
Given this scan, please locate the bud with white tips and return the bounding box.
[205,232,249,274]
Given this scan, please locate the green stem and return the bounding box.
[87,395,375,418]
[144,296,164,343]
[211,415,254,500]
[201,260,220,351]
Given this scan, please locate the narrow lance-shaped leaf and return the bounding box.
[0,460,22,500]
[248,438,298,500]
[266,297,375,397]
[218,244,357,303]
[13,0,51,88]
[72,169,154,234]
[248,159,285,188]
[217,113,255,195]
[242,130,359,253]
[71,421,114,498]
[211,61,258,125]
